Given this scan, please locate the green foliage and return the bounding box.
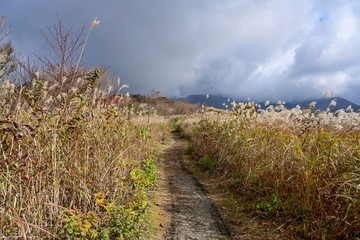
[185,145,194,154]
[0,16,16,80]
[143,157,157,186]
[98,201,148,239]
[83,157,157,239]
[200,155,215,171]
[0,42,16,80]
[256,193,281,217]
[59,210,99,240]
[77,67,101,101]
[170,117,182,133]
[130,157,157,190]
[139,127,150,142]
[20,79,45,109]
[130,169,151,190]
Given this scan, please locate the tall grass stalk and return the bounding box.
[0,69,160,239]
[186,102,360,239]
[75,18,100,72]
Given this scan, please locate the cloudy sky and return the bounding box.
[2,1,360,104]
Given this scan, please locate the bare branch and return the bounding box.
[36,17,86,90]
[11,54,38,85]
[0,15,11,42]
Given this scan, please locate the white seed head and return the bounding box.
[309,101,317,108]
[49,82,59,91]
[75,78,83,86]
[346,105,353,112]
[231,101,237,108]
[90,17,100,30]
[8,82,15,94]
[61,77,67,85]
[329,99,337,107]
[108,85,113,94]
[93,87,99,97]
[121,84,129,90]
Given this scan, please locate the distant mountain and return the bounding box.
[179,95,236,109]
[180,95,360,112]
[285,97,360,112]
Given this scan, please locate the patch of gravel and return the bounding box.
[160,135,231,240]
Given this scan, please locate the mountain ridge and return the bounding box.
[178,94,360,112]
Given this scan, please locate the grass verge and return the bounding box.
[182,148,299,240]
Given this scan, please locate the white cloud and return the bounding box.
[3,0,360,103]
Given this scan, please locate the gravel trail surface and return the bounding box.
[160,136,231,240]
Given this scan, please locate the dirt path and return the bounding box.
[153,134,300,240]
[158,135,232,240]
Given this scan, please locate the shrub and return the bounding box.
[256,193,281,217]
[200,155,216,171]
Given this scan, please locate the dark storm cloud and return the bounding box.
[2,0,360,104]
